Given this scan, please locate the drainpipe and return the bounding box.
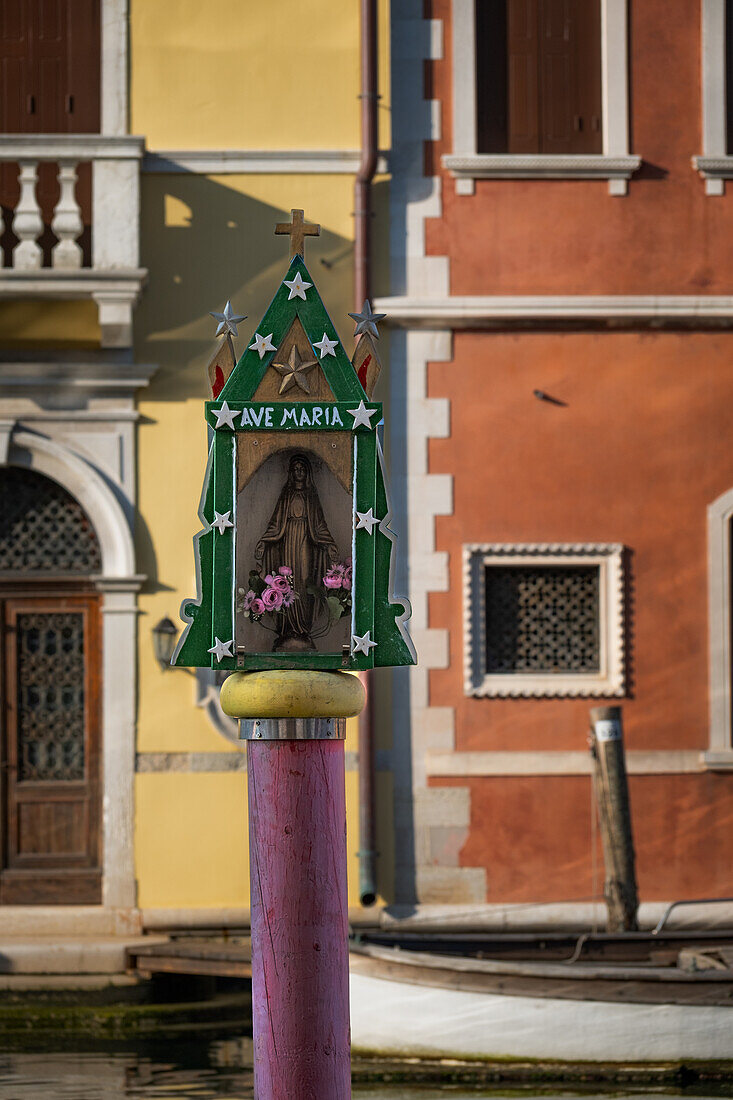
[355,0,379,907]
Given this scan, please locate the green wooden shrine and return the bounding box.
[173,210,416,673]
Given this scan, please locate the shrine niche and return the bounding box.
[173,209,416,673]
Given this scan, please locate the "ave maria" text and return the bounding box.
[239,405,344,429]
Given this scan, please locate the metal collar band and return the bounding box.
[240,717,346,741]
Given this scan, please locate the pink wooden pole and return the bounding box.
[247,737,351,1099]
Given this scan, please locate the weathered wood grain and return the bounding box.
[248,738,350,1099]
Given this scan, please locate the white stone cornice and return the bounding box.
[143,149,389,175]
[0,361,156,397]
[694,155,733,195]
[0,134,144,160]
[443,153,641,181]
[425,750,706,777]
[374,295,733,328]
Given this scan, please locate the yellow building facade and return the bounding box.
[0,0,392,927]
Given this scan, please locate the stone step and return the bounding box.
[0,936,167,975]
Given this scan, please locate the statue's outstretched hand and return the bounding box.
[327,543,339,563]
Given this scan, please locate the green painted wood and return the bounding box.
[352,431,377,669]
[220,258,366,405]
[173,443,216,667]
[373,436,416,667]
[211,431,236,670]
[175,258,416,671]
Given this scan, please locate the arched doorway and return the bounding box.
[0,467,103,904]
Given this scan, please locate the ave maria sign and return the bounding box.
[173,211,416,674]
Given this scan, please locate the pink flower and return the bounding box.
[281,589,296,608]
[269,575,290,593]
[262,587,284,611]
[242,589,257,610]
[278,565,293,576]
[323,573,341,589]
[250,597,264,616]
[342,569,352,589]
[264,574,276,586]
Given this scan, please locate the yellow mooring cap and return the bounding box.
[220,669,366,720]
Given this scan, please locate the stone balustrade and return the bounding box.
[0,135,147,347]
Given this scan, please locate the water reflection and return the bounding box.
[0,1055,727,1100]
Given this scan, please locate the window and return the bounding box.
[464,543,625,697]
[696,0,733,194]
[444,0,639,194]
[476,0,602,156]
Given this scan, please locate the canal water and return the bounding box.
[0,1052,728,1100]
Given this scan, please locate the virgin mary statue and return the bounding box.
[255,453,339,649]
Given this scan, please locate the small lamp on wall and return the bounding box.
[152,617,179,670]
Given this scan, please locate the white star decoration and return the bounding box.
[213,401,238,429]
[211,510,234,535]
[209,301,247,338]
[352,631,377,656]
[355,508,380,535]
[348,299,386,339]
[313,332,338,358]
[283,272,312,300]
[248,332,276,359]
[208,637,234,662]
[348,400,378,429]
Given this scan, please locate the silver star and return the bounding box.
[355,508,380,535]
[208,637,234,662]
[283,271,312,300]
[352,631,377,656]
[348,299,386,338]
[272,345,319,395]
[209,300,247,338]
[211,510,234,535]
[347,400,378,429]
[213,400,238,429]
[248,332,276,359]
[313,332,338,358]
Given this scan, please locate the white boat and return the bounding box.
[349,931,733,1063]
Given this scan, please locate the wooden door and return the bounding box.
[0,0,100,264]
[0,594,101,904]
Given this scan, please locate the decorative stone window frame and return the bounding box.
[706,488,733,769]
[463,543,625,698]
[443,0,640,196]
[694,0,733,194]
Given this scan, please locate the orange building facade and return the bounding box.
[378,0,733,917]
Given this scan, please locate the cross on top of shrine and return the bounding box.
[275,208,321,258]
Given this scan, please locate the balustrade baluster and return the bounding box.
[13,161,43,270]
[51,160,83,269]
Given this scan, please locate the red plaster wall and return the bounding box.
[419,2,733,903]
[429,330,733,754]
[430,774,733,903]
[426,0,733,295]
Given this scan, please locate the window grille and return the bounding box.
[485,565,600,674]
[16,612,86,782]
[0,468,101,574]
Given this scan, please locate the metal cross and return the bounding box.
[275,209,321,258]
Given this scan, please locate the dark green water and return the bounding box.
[0,1053,729,1100]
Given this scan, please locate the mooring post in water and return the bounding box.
[221,670,365,1100]
[589,705,639,932]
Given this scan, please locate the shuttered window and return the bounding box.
[476,0,602,155]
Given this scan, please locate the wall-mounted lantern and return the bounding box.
[152,616,179,670]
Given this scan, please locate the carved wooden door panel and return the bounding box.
[0,595,101,904]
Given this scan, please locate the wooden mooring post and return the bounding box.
[589,705,639,932]
[222,670,365,1100]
